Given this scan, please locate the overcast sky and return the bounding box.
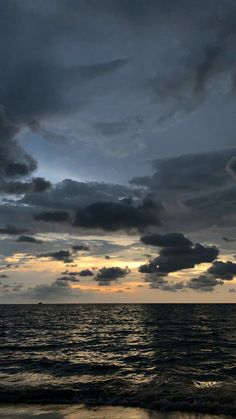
[0,0,236,303]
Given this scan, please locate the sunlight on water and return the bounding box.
[194,381,222,388]
[0,304,235,415]
[0,405,231,419]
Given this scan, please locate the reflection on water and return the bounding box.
[0,405,231,419]
[0,304,235,415]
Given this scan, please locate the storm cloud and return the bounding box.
[17,235,42,244]
[0,0,129,197]
[130,146,236,235]
[34,210,70,223]
[208,261,236,280]
[187,274,223,292]
[1,1,236,302]
[57,275,80,283]
[132,148,236,195]
[22,179,137,210]
[139,237,219,275]
[78,269,94,277]
[95,266,130,285]
[37,250,74,264]
[140,233,192,248]
[0,225,28,235]
[71,244,90,252]
[173,260,236,293]
[74,200,161,232]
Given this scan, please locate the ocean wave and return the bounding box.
[0,379,235,416]
[1,304,235,416]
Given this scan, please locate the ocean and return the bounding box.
[0,304,235,416]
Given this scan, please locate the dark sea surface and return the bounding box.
[0,304,235,415]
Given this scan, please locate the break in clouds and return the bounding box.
[0,1,236,301]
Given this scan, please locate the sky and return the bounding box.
[0,0,236,303]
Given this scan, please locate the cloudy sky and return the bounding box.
[1,0,236,303]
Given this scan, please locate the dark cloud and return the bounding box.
[140,239,218,274]
[4,162,34,177]
[144,4,236,125]
[0,107,37,187]
[75,59,128,79]
[1,1,236,302]
[144,258,235,292]
[150,278,185,292]
[0,177,51,195]
[96,266,130,280]
[187,274,223,292]
[139,262,166,275]
[0,225,28,235]
[185,186,236,211]
[129,176,152,188]
[34,211,70,223]
[6,58,127,126]
[17,235,42,244]
[140,233,192,248]
[208,261,236,280]
[61,269,94,278]
[222,237,235,243]
[22,179,138,211]
[93,120,129,137]
[0,0,129,197]
[150,148,236,194]
[119,197,134,206]
[0,0,236,182]
[23,279,75,301]
[142,271,185,291]
[139,197,163,212]
[226,156,236,182]
[103,0,236,30]
[129,149,236,221]
[195,45,222,93]
[183,259,236,292]
[181,185,236,231]
[74,200,161,232]
[31,178,52,193]
[0,107,39,196]
[12,278,98,302]
[57,275,80,283]
[71,244,90,252]
[130,147,236,233]
[37,250,73,264]
[161,282,185,292]
[78,269,94,277]
[61,271,78,276]
[60,269,94,278]
[194,10,236,94]
[95,266,130,285]
[150,244,218,273]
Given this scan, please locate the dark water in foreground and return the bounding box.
[0,304,235,415]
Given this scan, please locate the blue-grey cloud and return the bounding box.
[74,200,161,232]
[95,266,130,285]
[140,233,192,248]
[17,235,42,244]
[37,250,74,264]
